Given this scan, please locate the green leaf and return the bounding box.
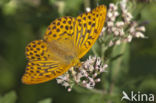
[139,77,156,92]
[0,91,17,103]
[104,43,130,93]
[38,98,52,103]
[110,43,130,80]
[92,41,101,57]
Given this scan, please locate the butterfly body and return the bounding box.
[22,5,107,84]
[47,39,77,63]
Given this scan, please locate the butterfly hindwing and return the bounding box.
[23,40,73,84]
[22,61,71,84]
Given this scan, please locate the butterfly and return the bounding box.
[22,5,107,84]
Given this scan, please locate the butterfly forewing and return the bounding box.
[74,5,107,58]
[25,40,50,61]
[44,16,75,42]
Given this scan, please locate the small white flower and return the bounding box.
[115,40,121,45]
[113,5,118,11]
[120,0,127,10]
[110,16,116,21]
[114,30,120,36]
[122,11,133,24]
[56,79,63,84]
[103,64,108,69]
[122,9,128,14]
[89,65,94,72]
[82,80,87,84]
[107,12,113,18]
[95,78,101,82]
[89,81,95,87]
[88,77,94,83]
[125,18,131,24]
[93,73,97,77]
[136,26,146,32]
[99,67,105,72]
[114,11,119,17]
[102,27,106,32]
[109,3,116,9]
[129,27,135,34]
[71,68,76,75]
[86,83,92,89]
[111,27,117,32]
[109,41,114,47]
[127,35,133,42]
[63,82,70,87]
[81,69,88,77]
[104,1,146,48]
[107,21,114,27]
[96,57,101,65]
[57,74,69,81]
[135,32,145,38]
[56,56,108,91]
[127,12,133,19]
[116,21,124,27]
[119,29,125,36]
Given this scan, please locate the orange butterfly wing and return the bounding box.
[73,5,107,58]
[22,5,107,84]
[22,40,73,84]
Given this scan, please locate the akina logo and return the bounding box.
[121,91,155,102]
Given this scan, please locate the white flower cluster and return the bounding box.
[103,1,146,46]
[56,56,108,92]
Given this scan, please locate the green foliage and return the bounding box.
[38,98,52,103]
[64,0,83,16]
[78,94,105,103]
[0,0,155,103]
[110,43,130,80]
[138,77,156,92]
[0,91,17,103]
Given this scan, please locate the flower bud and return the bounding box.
[109,41,114,47]
[127,35,133,42]
[116,21,124,27]
[107,12,113,18]
[107,21,114,27]
[95,78,101,82]
[115,40,121,45]
[67,88,72,92]
[114,11,119,17]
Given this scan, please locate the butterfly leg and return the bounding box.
[74,61,82,69]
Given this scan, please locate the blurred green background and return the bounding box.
[0,0,155,103]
